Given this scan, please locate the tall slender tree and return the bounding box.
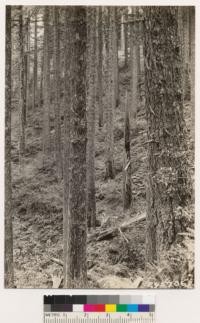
[97,6,103,128]
[124,7,128,68]
[33,9,38,109]
[5,5,14,288]
[86,7,96,228]
[105,7,115,179]
[43,7,51,157]
[144,7,190,263]
[63,7,72,288]
[53,6,62,178]
[113,7,119,107]
[25,11,30,113]
[64,6,87,288]
[19,6,26,167]
[130,7,138,127]
[190,7,195,138]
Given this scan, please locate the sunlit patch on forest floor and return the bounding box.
[11,67,194,289]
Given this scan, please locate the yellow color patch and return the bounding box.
[105,304,116,312]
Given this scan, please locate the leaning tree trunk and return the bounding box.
[86,8,96,229]
[64,7,87,288]
[53,7,62,179]
[43,7,51,157]
[5,5,14,288]
[19,6,26,168]
[144,6,191,264]
[123,91,132,211]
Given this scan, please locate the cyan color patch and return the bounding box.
[127,304,138,312]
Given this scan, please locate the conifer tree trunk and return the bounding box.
[63,7,72,288]
[5,5,14,288]
[130,7,138,127]
[19,6,26,166]
[183,7,190,99]
[64,7,87,288]
[124,7,128,68]
[26,12,30,112]
[39,48,44,109]
[105,7,115,179]
[39,14,44,111]
[190,7,195,138]
[97,6,103,128]
[144,7,190,263]
[123,91,132,210]
[33,9,38,109]
[53,7,62,178]
[24,14,30,123]
[178,7,187,101]
[86,7,96,229]
[120,10,125,52]
[114,8,119,107]
[136,7,141,78]
[43,7,51,157]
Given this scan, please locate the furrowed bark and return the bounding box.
[5,5,14,288]
[86,7,96,229]
[144,6,190,263]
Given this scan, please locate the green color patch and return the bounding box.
[116,304,127,312]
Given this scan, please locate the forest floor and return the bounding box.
[11,66,194,289]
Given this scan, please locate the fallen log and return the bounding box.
[94,213,146,242]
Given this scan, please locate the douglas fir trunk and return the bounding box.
[64,7,88,288]
[144,6,191,263]
[5,5,14,288]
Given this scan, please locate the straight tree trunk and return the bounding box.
[39,46,44,109]
[120,10,125,52]
[26,11,30,112]
[19,6,26,166]
[123,91,132,210]
[114,8,119,107]
[5,5,14,288]
[178,7,187,101]
[105,7,115,179]
[124,7,128,68]
[53,7,62,178]
[144,6,190,264]
[64,6,87,288]
[43,7,51,157]
[97,6,103,128]
[130,7,138,128]
[86,7,96,229]
[33,9,38,109]
[136,7,141,78]
[39,10,44,111]
[190,7,195,139]
[183,7,190,99]
[63,7,72,288]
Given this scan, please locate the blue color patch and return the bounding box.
[127,304,138,312]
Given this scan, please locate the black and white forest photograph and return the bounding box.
[5,5,195,288]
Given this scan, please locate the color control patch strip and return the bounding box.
[44,295,155,312]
